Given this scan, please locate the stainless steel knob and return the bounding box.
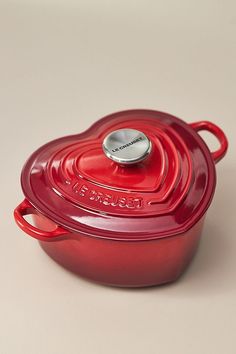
[102,129,152,165]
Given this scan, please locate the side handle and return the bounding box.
[190,121,228,164]
[14,199,69,241]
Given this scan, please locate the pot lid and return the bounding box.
[21,109,217,240]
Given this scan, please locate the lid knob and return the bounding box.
[102,129,152,165]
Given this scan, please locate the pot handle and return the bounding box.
[14,199,69,241]
[190,121,228,164]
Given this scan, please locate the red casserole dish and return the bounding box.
[14,109,228,287]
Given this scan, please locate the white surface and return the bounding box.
[0,1,236,353]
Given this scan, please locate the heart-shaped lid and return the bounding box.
[21,109,217,240]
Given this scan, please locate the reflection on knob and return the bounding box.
[102,129,152,165]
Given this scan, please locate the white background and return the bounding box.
[0,1,235,353]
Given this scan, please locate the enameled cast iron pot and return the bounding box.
[14,110,228,287]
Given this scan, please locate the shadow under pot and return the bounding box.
[14,109,228,287]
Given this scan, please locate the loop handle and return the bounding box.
[190,121,228,164]
[14,199,68,241]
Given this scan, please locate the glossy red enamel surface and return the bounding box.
[20,110,219,240]
[14,109,228,287]
[34,213,205,287]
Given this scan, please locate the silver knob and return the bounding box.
[102,129,152,165]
